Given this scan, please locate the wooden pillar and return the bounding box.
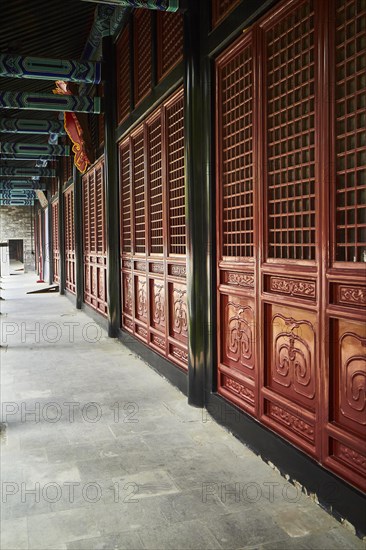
[185,1,208,407]
[73,165,84,309]
[103,36,121,337]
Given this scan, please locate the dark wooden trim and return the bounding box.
[103,36,121,337]
[47,188,54,285]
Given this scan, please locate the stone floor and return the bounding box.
[0,273,364,550]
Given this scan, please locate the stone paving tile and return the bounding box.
[66,531,145,550]
[1,273,364,550]
[138,519,223,549]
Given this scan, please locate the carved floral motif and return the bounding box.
[173,288,188,338]
[225,376,255,403]
[172,347,188,363]
[170,264,186,278]
[339,332,366,425]
[227,272,254,288]
[151,263,164,274]
[270,277,316,299]
[123,275,132,314]
[153,283,165,327]
[338,444,366,472]
[227,302,253,367]
[137,279,147,319]
[135,261,146,272]
[272,314,315,400]
[152,335,165,350]
[339,286,366,306]
[269,404,314,441]
[136,326,147,339]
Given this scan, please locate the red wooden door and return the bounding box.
[52,200,59,283]
[64,186,76,294]
[216,0,365,491]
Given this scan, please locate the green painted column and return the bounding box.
[184,1,207,408]
[103,36,121,337]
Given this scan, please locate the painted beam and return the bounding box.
[0,155,54,161]
[0,199,35,206]
[0,92,101,114]
[0,54,101,84]
[81,0,182,11]
[0,167,56,178]
[0,181,47,191]
[0,118,65,135]
[0,143,70,157]
[0,189,36,202]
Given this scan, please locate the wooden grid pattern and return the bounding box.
[215,0,366,494]
[134,10,152,106]
[157,12,184,82]
[64,186,75,294]
[219,39,254,259]
[119,87,187,370]
[148,114,163,254]
[120,139,132,253]
[334,0,366,262]
[63,155,73,184]
[117,26,131,125]
[266,0,316,261]
[132,128,146,254]
[212,0,241,28]
[82,158,107,316]
[166,93,186,255]
[52,201,59,283]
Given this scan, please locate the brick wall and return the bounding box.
[0,206,35,272]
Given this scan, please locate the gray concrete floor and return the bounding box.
[0,273,364,550]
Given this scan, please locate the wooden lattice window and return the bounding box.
[117,25,131,124]
[132,127,146,253]
[134,9,152,106]
[65,188,74,252]
[166,91,185,255]
[120,139,132,253]
[218,36,254,259]
[83,174,90,253]
[157,12,184,82]
[147,113,163,254]
[212,0,241,28]
[266,0,316,261]
[52,202,59,252]
[89,171,96,252]
[63,155,73,183]
[95,163,105,253]
[334,0,366,263]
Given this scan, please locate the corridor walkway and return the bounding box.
[0,273,364,550]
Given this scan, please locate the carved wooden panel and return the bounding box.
[82,158,107,316]
[119,88,187,370]
[52,200,59,284]
[64,186,75,294]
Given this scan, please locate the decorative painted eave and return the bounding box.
[0,54,101,84]
[81,0,184,12]
[0,118,65,135]
[0,167,56,178]
[0,91,101,114]
[0,143,70,157]
[0,180,47,191]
